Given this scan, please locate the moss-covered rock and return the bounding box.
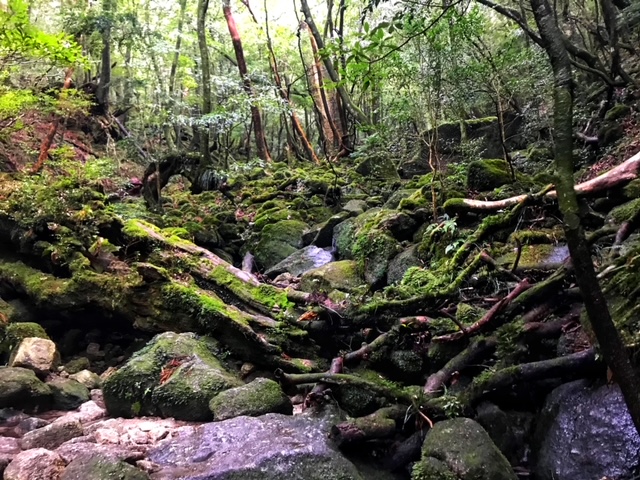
[61,455,150,480]
[607,198,640,225]
[253,220,308,271]
[209,377,292,421]
[355,154,400,182]
[604,103,631,121]
[63,356,91,374]
[0,366,53,412]
[0,322,49,357]
[102,332,241,421]
[300,260,364,294]
[48,378,91,410]
[466,159,514,192]
[498,244,568,270]
[415,417,517,480]
[353,230,402,285]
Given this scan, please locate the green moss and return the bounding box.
[508,228,564,245]
[608,198,640,224]
[623,179,640,199]
[0,322,49,356]
[466,159,514,191]
[605,103,631,121]
[209,377,292,420]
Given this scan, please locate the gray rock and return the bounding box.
[414,417,516,480]
[306,211,351,248]
[387,245,421,284]
[383,189,418,209]
[476,402,533,465]
[148,412,363,480]
[69,369,101,389]
[342,199,368,215]
[48,378,91,410]
[19,419,83,450]
[209,377,292,420]
[264,245,334,279]
[354,154,400,182]
[0,367,52,412]
[535,380,640,480]
[9,338,60,377]
[3,448,66,480]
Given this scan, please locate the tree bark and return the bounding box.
[197,0,213,166]
[222,0,271,161]
[531,0,640,435]
[298,0,370,126]
[96,0,113,114]
[32,68,75,174]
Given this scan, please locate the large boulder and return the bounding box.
[413,417,516,480]
[0,367,52,412]
[209,377,292,421]
[466,159,514,192]
[253,220,308,271]
[264,245,334,279]
[534,380,640,480]
[148,412,363,480]
[102,332,241,421]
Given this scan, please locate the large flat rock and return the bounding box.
[148,413,363,480]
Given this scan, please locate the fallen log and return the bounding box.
[444,151,640,215]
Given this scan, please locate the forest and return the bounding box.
[0,0,640,478]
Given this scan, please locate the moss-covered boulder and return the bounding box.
[61,454,150,480]
[414,417,517,480]
[466,159,514,191]
[253,220,308,271]
[48,378,90,410]
[102,332,242,421]
[209,377,292,421]
[353,231,402,285]
[300,260,364,294]
[498,244,569,270]
[355,154,400,182]
[606,197,640,225]
[0,322,49,357]
[0,366,52,412]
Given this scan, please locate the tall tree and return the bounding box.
[96,0,114,113]
[298,0,370,126]
[530,0,640,434]
[222,0,270,161]
[197,0,213,165]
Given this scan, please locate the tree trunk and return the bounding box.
[197,0,213,166]
[32,68,75,174]
[96,0,113,114]
[222,0,271,162]
[530,0,640,435]
[298,0,370,126]
[169,0,188,97]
